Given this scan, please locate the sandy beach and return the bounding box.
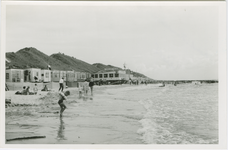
[5,85,145,144]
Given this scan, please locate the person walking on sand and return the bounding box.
[89,77,94,96]
[58,90,70,117]
[59,77,64,92]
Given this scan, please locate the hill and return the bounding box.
[6,47,71,70]
[93,63,122,70]
[6,52,28,68]
[6,47,99,73]
[132,72,149,79]
[51,53,100,73]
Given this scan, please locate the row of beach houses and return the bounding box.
[5,67,135,84]
[6,68,92,83]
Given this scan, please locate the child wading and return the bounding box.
[58,90,70,117]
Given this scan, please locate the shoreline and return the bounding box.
[5,84,146,144]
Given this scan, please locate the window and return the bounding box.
[45,72,49,78]
[109,74,113,78]
[104,74,108,78]
[16,71,20,78]
[6,73,9,79]
[115,74,119,77]
[91,74,94,78]
[95,74,98,78]
[36,72,39,76]
[99,74,103,78]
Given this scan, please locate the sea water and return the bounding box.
[136,83,218,144]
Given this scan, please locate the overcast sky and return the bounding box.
[5,3,219,80]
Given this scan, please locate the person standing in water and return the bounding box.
[83,79,89,96]
[78,84,83,99]
[89,77,94,96]
[59,77,64,92]
[58,90,70,117]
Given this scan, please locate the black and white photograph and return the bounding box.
[0,1,227,149]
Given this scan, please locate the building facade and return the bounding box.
[5,68,98,84]
[51,70,60,82]
[80,72,87,80]
[59,71,67,81]
[92,68,130,81]
[41,69,51,82]
[24,68,41,82]
[66,71,75,82]
[5,69,24,82]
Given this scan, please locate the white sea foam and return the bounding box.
[138,83,218,144]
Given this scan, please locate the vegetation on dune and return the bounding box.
[92,63,109,70]
[6,52,28,68]
[6,47,69,70]
[51,53,100,73]
[93,63,122,70]
[6,47,99,73]
[131,72,149,79]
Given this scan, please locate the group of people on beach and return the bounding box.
[15,84,38,95]
[78,78,94,98]
[57,77,94,117]
[16,83,51,95]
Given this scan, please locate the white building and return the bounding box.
[5,69,24,82]
[92,68,130,81]
[24,68,41,82]
[74,71,80,81]
[60,71,67,81]
[80,72,87,80]
[66,71,75,82]
[41,69,51,82]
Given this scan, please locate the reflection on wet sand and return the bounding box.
[57,117,66,140]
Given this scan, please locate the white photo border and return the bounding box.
[0,1,227,149]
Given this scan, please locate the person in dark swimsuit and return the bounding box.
[58,90,70,117]
[89,78,94,96]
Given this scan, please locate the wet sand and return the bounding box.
[5,85,145,144]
